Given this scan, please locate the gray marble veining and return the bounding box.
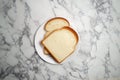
[0,0,120,80]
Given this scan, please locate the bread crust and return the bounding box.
[43,47,49,55]
[44,17,70,31]
[63,26,79,45]
[41,27,79,63]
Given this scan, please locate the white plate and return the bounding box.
[34,19,80,64]
[34,22,58,64]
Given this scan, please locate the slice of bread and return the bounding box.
[43,17,70,55]
[44,17,70,32]
[42,27,78,63]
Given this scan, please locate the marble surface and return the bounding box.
[0,0,120,80]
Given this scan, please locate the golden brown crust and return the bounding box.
[44,17,70,31]
[41,26,79,63]
[43,47,49,55]
[62,26,79,45]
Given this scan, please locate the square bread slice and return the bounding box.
[42,27,78,63]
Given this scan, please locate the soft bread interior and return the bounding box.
[42,27,78,63]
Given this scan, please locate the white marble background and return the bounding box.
[0,0,120,80]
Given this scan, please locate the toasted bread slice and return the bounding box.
[44,17,70,32]
[42,27,78,63]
